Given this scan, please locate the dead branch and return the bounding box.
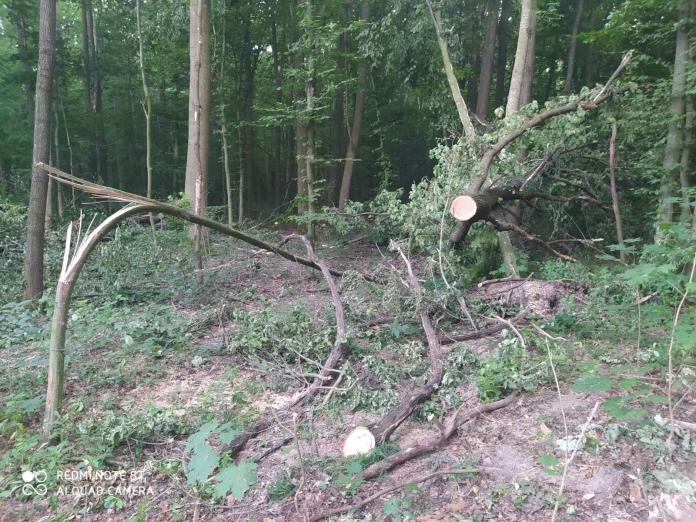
[368,247,445,444]
[450,53,632,245]
[226,235,349,457]
[37,162,347,278]
[308,468,479,522]
[362,392,519,480]
[486,216,577,262]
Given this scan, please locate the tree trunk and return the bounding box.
[609,122,626,262]
[24,0,57,299]
[680,92,694,225]
[476,0,500,119]
[499,0,537,275]
[426,0,476,140]
[656,0,690,238]
[506,0,536,115]
[564,0,584,94]
[53,106,63,218]
[328,22,348,206]
[338,1,370,210]
[136,0,153,205]
[495,0,511,109]
[519,6,536,107]
[185,0,211,243]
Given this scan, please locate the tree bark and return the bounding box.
[476,0,500,119]
[564,0,584,94]
[185,0,211,242]
[494,0,511,109]
[680,92,694,225]
[24,0,56,299]
[506,0,536,115]
[338,0,369,210]
[608,122,626,262]
[656,0,690,238]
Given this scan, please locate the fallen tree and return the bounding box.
[447,52,632,247]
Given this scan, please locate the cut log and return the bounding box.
[450,192,500,222]
[450,195,477,221]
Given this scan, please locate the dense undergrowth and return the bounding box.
[1,202,695,520]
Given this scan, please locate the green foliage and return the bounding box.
[267,473,296,501]
[184,421,257,501]
[476,333,549,401]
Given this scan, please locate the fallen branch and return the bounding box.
[226,235,349,457]
[308,467,479,522]
[362,392,519,480]
[37,162,345,278]
[368,247,445,443]
[486,216,577,262]
[450,53,632,245]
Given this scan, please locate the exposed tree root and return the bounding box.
[308,468,479,522]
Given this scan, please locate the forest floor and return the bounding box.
[1,226,695,521]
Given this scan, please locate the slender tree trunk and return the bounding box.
[219,4,234,227]
[54,106,63,218]
[271,13,286,208]
[24,0,57,299]
[609,122,626,262]
[426,0,476,140]
[328,22,347,206]
[338,1,370,210]
[495,0,511,109]
[680,93,694,225]
[185,0,211,252]
[476,0,500,119]
[238,106,245,222]
[656,0,690,238]
[136,0,153,201]
[564,0,584,94]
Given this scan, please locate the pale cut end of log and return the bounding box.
[343,426,375,457]
[450,195,477,221]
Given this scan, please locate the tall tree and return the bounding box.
[185,0,211,257]
[506,0,537,115]
[656,0,692,238]
[564,0,584,94]
[24,0,57,299]
[135,0,153,202]
[494,0,511,109]
[475,0,499,119]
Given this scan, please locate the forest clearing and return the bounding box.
[1,0,695,520]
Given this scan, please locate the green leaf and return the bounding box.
[216,422,240,445]
[602,397,646,420]
[537,454,561,475]
[185,421,218,453]
[572,375,613,393]
[643,395,669,404]
[345,460,363,475]
[186,441,219,486]
[214,461,258,500]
